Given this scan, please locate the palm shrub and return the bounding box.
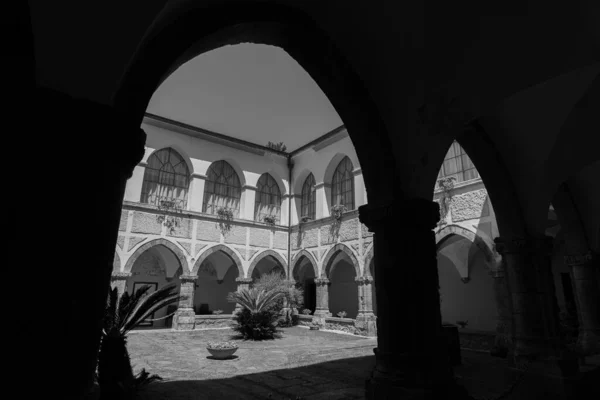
[227,287,285,340]
[252,272,304,326]
[98,283,184,400]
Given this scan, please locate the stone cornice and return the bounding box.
[352,168,362,176]
[314,278,330,286]
[564,251,594,267]
[192,172,207,180]
[493,236,553,256]
[314,182,332,190]
[355,276,374,285]
[235,277,253,284]
[358,199,440,233]
[242,184,258,191]
[111,272,132,280]
[179,275,198,283]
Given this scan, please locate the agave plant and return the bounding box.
[98,283,184,400]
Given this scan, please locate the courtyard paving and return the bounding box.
[126,327,596,400]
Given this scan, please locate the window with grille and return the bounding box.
[254,173,282,224]
[301,173,316,220]
[140,148,190,208]
[437,142,480,183]
[202,160,242,217]
[331,156,355,210]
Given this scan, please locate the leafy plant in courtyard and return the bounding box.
[216,206,234,236]
[98,283,184,400]
[436,177,456,227]
[302,309,312,315]
[252,272,304,327]
[337,311,347,319]
[212,309,223,315]
[266,141,287,152]
[227,287,285,340]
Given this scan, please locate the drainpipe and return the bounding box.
[287,156,294,280]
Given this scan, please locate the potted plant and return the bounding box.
[212,310,223,315]
[263,215,276,227]
[456,320,468,329]
[337,311,347,319]
[302,309,312,316]
[216,207,234,235]
[206,341,239,359]
[309,322,320,331]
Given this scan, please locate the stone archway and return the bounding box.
[291,249,319,314]
[247,249,288,279]
[322,243,361,319]
[322,243,361,278]
[192,244,244,277]
[124,238,189,274]
[113,2,395,207]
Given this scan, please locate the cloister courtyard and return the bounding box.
[98,326,596,400]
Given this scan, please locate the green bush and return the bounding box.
[252,272,304,326]
[227,287,285,340]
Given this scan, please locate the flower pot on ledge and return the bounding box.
[206,342,238,359]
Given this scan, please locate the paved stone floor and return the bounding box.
[127,327,598,400]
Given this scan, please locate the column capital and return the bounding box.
[356,275,374,285]
[235,277,253,284]
[110,272,131,281]
[314,278,330,286]
[493,236,553,257]
[358,198,439,233]
[179,274,198,283]
[564,251,594,267]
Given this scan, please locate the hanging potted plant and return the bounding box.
[263,215,276,227]
[216,207,234,235]
[329,204,347,237]
[156,198,184,234]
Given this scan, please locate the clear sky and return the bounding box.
[147,44,343,151]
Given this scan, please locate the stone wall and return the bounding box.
[194,314,236,330]
[457,329,495,352]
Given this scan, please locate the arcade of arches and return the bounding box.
[25,3,600,399]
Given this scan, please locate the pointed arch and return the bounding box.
[329,155,355,210]
[247,249,288,279]
[436,224,495,266]
[113,252,122,273]
[321,243,360,278]
[291,249,319,281]
[123,238,189,273]
[192,244,244,277]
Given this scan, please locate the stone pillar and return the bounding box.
[235,277,253,311]
[173,275,197,330]
[494,236,563,360]
[360,199,465,399]
[313,278,332,318]
[564,252,599,355]
[489,258,512,357]
[109,272,131,297]
[355,275,377,336]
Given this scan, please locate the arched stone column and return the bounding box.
[110,272,131,297]
[313,278,332,318]
[494,236,563,359]
[359,198,462,399]
[564,251,599,355]
[355,275,377,337]
[173,275,197,330]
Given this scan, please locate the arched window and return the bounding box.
[202,160,242,217]
[255,173,282,224]
[140,148,190,208]
[437,141,479,183]
[301,173,316,220]
[331,156,355,210]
